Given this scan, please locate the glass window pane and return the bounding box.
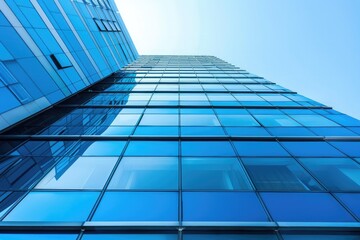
[35,157,118,190]
[329,142,360,157]
[82,141,126,156]
[326,114,360,127]
[280,142,345,157]
[5,192,99,221]
[108,157,178,190]
[139,114,179,126]
[290,115,339,127]
[184,233,278,240]
[182,157,252,190]
[234,141,290,157]
[134,126,178,136]
[181,141,235,156]
[254,115,301,127]
[111,114,141,126]
[310,127,357,136]
[218,115,260,126]
[125,141,179,156]
[183,192,268,222]
[261,192,355,222]
[226,127,270,136]
[0,234,77,240]
[299,158,360,191]
[181,127,226,136]
[82,234,178,240]
[282,232,360,240]
[267,127,315,136]
[242,158,323,191]
[92,192,178,221]
[181,114,220,126]
[336,193,360,219]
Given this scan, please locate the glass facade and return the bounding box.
[0,0,138,132]
[1,55,360,238]
[1,2,360,239]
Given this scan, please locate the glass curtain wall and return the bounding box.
[0,55,360,239]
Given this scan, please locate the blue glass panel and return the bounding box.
[183,192,268,221]
[280,142,345,157]
[101,127,134,135]
[248,109,283,115]
[226,127,270,136]
[134,126,179,136]
[182,157,252,190]
[267,127,315,136]
[5,192,99,221]
[329,142,360,157]
[35,157,118,190]
[261,192,355,222]
[214,108,248,115]
[111,114,141,126]
[125,141,178,156]
[108,157,178,190]
[336,193,360,219]
[254,115,300,127]
[309,127,357,136]
[242,158,323,191]
[181,114,220,126]
[349,127,360,135]
[0,234,77,240]
[0,88,20,113]
[218,115,260,126]
[184,233,278,240]
[282,232,360,239]
[82,234,178,240]
[180,108,214,114]
[145,108,178,114]
[181,141,235,156]
[281,109,315,115]
[92,192,178,221]
[299,158,360,191]
[140,114,179,126]
[82,141,126,156]
[234,141,290,157]
[181,127,225,136]
[326,114,360,127]
[291,115,339,127]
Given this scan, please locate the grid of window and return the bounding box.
[1,56,360,236]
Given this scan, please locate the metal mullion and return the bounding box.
[56,104,333,110]
[85,138,131,222]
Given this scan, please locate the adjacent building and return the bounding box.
[0,0,137,132]
[1,1,360,240]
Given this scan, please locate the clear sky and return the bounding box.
[116,0,360,119]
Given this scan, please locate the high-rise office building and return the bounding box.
[0,0,137,132]
[1,1,360,240]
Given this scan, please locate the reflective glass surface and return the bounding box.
[242,158,323,191]
[108,157,178,189]
[183,192,268,221]
[1,54,360,237]
[183,233,278,240]
[92,192,178,221]
[181,141,236,156]
[234,141,290,157]
[36,157,118,189]
[125,141,179,156]
[182,157,252,190]
[299,158,360,191]
[261,192,355,222]
[5,192,99,221]
[82,234,178,240]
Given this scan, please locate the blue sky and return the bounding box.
[116,0,360,119]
